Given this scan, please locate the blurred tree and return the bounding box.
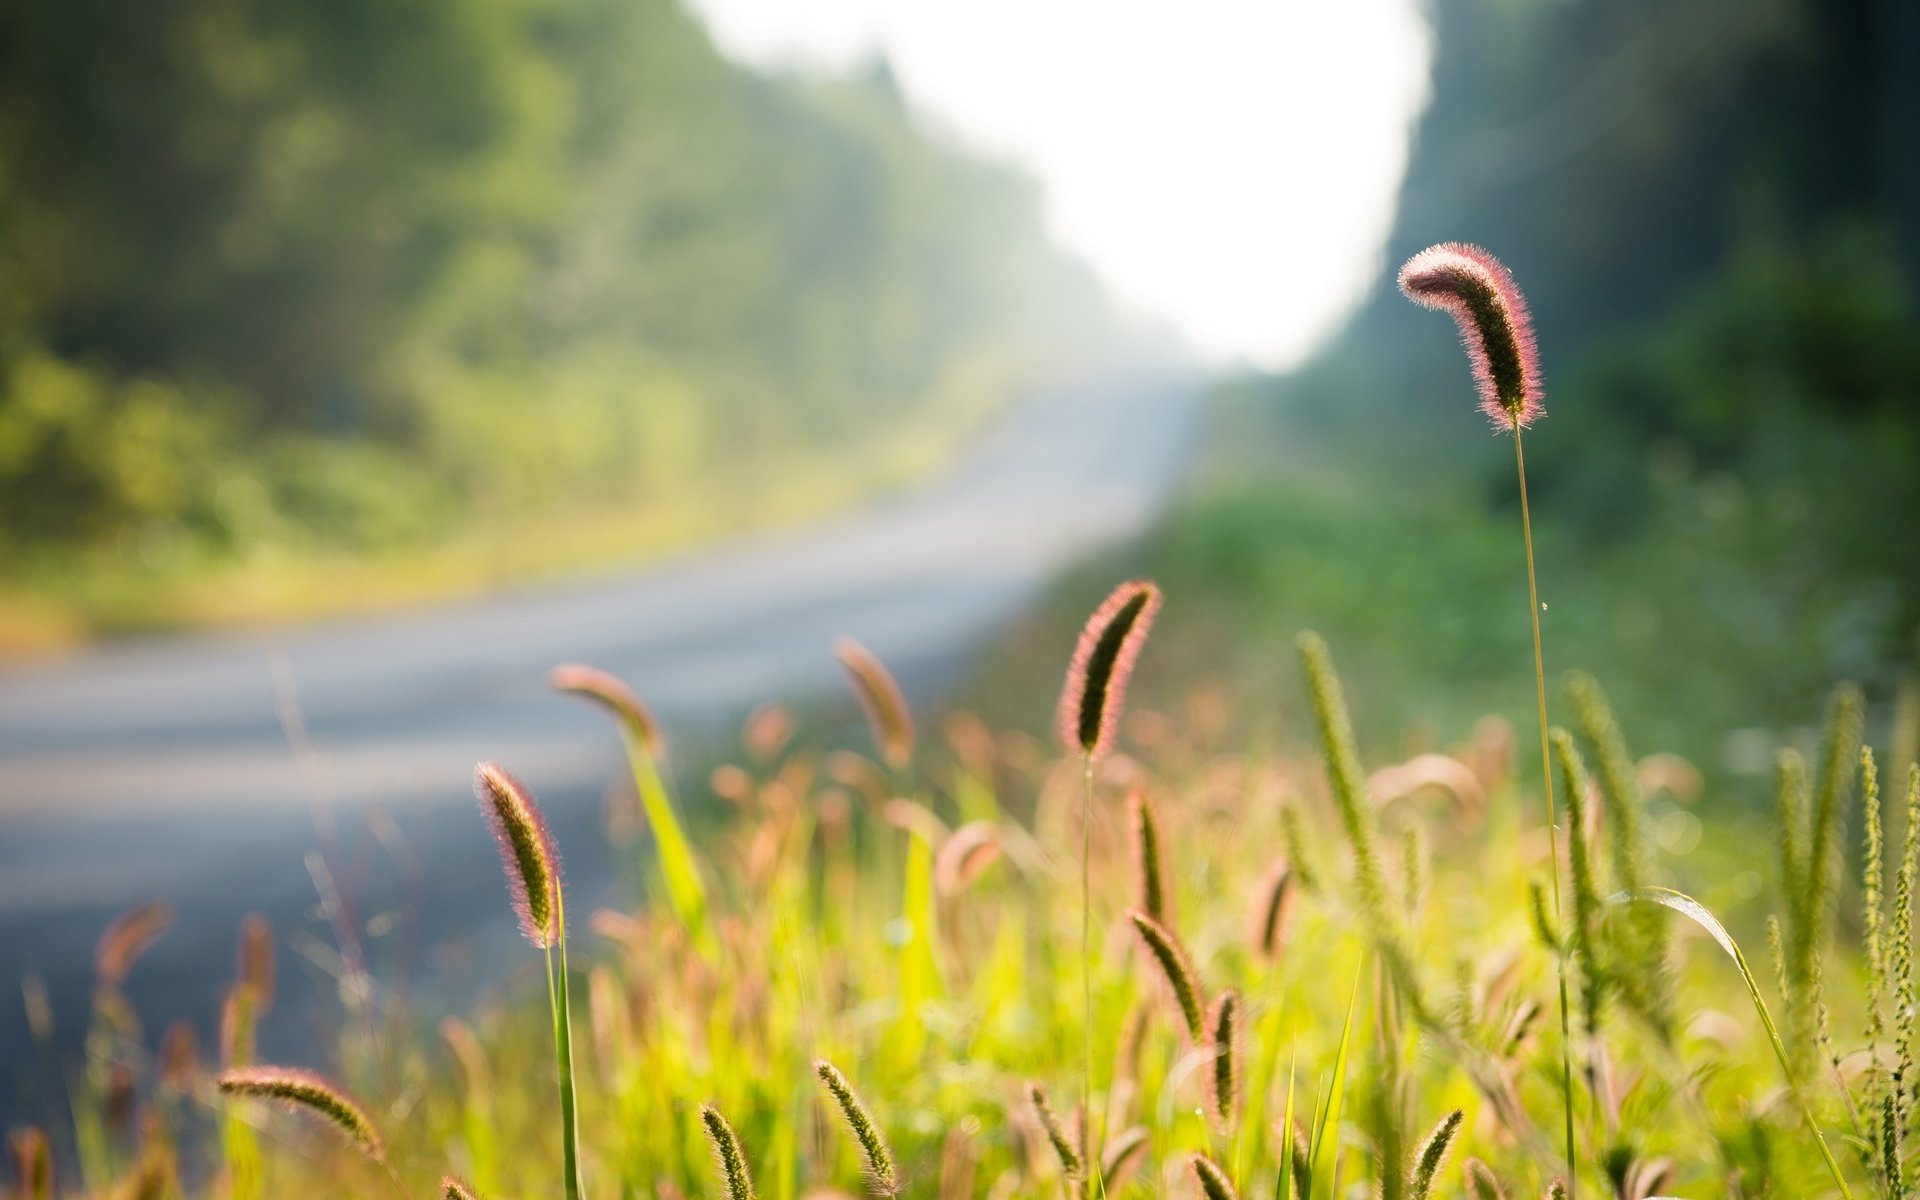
[0,0,1115,576]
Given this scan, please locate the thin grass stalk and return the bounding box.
[1512,425,1578,1196]
[546,888,582,1200]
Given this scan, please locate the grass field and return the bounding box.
[22,246,1920,1200]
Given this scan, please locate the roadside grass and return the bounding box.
[41,614,1913,1198]
[20,246,1920,1200]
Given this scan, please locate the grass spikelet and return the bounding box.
[216,1067,385,1162]
[237,914,274,1009]
[1129,791,1169,923]
[815,1060,898,1196]
[9,1127,50,1200]
[1539,1178,1565,1200]
[1058,580,1161,758]
[94,901,173,986]
[835,637,915,771]
[1794,685,1864,999]
[1565,674,1665,1024]
[1550,730,1603,1040]
[701,1103,757,1200]
[1280,805,1318,894]
[1526,879,1558,952]
[1296,633,1387,914]
[1206,990,1240,1130]
[1027,1083,1083,1181]
[933,821,1001,896]
[1777,749,1809,908]
[473,762,560,949]
[1396,242,1542,429]
[1249,859,1296,959]
[158,1021,199,1093]
[550,662,664,756]
[1401,824,1425,915]
[1463,1158,1508,1200]
[1893,765,1920,1158]
[1100,1127,1149,1189]
[1407,1109,1464,1200]
[1189,1153,1238,1200]
[1861,747,1887,1163]
[1127,909,1206,1040]
[443,1177,480,1200]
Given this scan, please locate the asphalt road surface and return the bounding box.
[0,371,1197,1123]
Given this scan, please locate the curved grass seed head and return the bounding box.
[815,1060,898,1196]
[1206,989,1240,1130]
[1026,1082,1083,1181]
[550,663,665,758]
[1059,580,1162,759]
[1408,1109,1464,1200]
[1127,908,1206,1040]
[216,1066,385,1162]
[95,901,173,987]
[1398,243,1543,431]
[1189,1153,1239,1200]
[473,762,562,949]
[701,1103,758,1200]
[442,1178,480,1200]
[834,637,915,770]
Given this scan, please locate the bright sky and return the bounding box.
[686,1,1433,369]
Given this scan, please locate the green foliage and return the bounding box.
[0,0,1113,633]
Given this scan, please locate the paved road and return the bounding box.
[0,370,1197,1121]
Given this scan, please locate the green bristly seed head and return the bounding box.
[1407,1109,1463,1200]
[701,1103,757,1200]
[1026,1083,1082,1181]
[1189,1153,1238,1200]
[217,1066,385,1163]
[1127,908,1206,1040]
[815,1060,898,1196]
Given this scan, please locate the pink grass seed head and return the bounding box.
[1058,580,1162,759]
[1397,243,1544,431]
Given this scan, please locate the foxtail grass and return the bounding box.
[835,637,915,772]
[1207,990,1241,1131]
[442,1177,479,1200]
[1129,791,1169,924]
[1127,909,1206,1040]
[473,763,581,1200]
[215,1067,385,1162]
[1058,579,1161,1198]
[551,663,709,945]
[1408,1109,1464,1200]
[701,1103,757,1200]
[1028,1082,1084,1182]
[1297,633,1428,1019]
[1400,242,1572,1192]
[1190,1153,1238,1200]
[815,1060,898,1196]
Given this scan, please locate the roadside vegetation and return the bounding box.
[21,242,1920,1199]
[0,0,1127,648]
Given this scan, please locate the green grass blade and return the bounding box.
[630,743,712,948]
[1310,960,1363,1199]
[1277,1052,1297,1200]
[548,909,583,1200]
[1615,886,1854,1200]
